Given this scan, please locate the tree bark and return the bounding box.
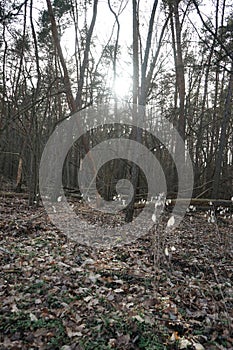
[46,0,99,204]
[212,62,233,198]
[46,0,76,112]
[125,0,140,223]
[75,0,98,108]
[125,0,158,222]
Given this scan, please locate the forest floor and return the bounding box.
[0,195,232,350]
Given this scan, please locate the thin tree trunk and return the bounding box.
[46,0,76,112]
[169,0,186,186]
[195,44,215,188]
[172,1,185,143]
[125,0,140,223]
[212,62,233,198]
[28,0,41,206]
[125,0,158,222]
[75,0,98,108]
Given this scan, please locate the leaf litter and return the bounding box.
[0,196,232,349]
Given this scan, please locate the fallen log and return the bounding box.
[0,191,29,199]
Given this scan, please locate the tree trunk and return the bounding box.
[212,62,233,198]
[46,0,99,204]
[125,0,158,222]
[125,0,140,223]
[169,0,186,171]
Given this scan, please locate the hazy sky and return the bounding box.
[37,0,228,98]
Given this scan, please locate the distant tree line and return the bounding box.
[0,0,232,217]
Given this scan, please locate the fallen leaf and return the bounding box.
[29,312,38,321]
[66,327,82,338]
[132,315,144,323]
[193,343,205,350]
[179,338,192,349]
[114,288,124,293]
[84,296,93,302]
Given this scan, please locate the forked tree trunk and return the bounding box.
[125,0,158,222]
[46,0,100,204]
